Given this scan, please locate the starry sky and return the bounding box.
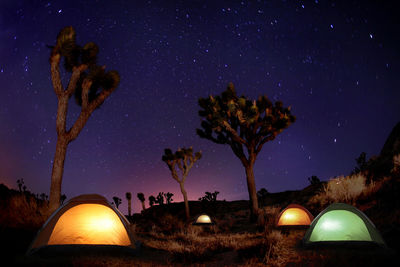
[0,0,399,214]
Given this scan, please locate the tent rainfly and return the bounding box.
[302,203,386,246]
[28,194,136,252]
[193,214,214,225]
[276,204,314,226]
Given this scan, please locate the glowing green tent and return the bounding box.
[303,203,385,246]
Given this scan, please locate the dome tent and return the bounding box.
[28,194,136,253]
[193,214,214,225]
[276,204,314,226]
[303,203,386,246]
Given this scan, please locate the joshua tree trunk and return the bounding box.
[179,181,190,220]
[244,162,259,220]
[49,135,68,213]
[141,201,145,211]
[128,199,132,216]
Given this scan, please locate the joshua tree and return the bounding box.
[137,192,146,211]
[162,147,202,220]
[155,192,164,205]
[164,192,174,204]
[17,179,24,192]
[60,194,67,205]
[126,192,132,216]
[307,175,321,185]
[197,83,295,220]
[113,196,122,209]
[149,195,156,207]
[199,191,219,202]
[48,26,120,213]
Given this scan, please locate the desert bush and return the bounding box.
[308,173,381,207]
[0,191,48,228]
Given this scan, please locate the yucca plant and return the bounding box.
[197,83,295,220]
[48,26,120,213]
[162,147,202,220]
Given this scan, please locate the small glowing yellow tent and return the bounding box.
[193,214,214,225]
[276,204,314,226]
[28,194,135,252]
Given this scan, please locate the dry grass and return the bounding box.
[263,230,304,267]
[308,173,385,207]
[0,192,48,229]
[257,205,281,230]
[143,224,264,262]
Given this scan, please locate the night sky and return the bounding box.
[1,0,399,214]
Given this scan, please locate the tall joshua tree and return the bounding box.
[126,192,132,216]
[162,147,202,220]
[197,83,295,220]
[48,26,120,213]
[137,192,146,211]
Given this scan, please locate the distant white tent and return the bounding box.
[193,214,214,225]
[28,194,136,252]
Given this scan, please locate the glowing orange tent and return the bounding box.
[28,194,136,252]
[276,204,314,226]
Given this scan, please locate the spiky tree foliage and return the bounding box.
[137,192,146,211]
[48,26,120,213]
[197,83,295,219]
[162,147,202,220]
[112,196,122,209]
[155,192,164,205]
[126,192,132,216]
[148,195,156,207]
[164,192,174,204]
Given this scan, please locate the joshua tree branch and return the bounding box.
[88,86,116,111]
[255,134,276,155]
[81,78,92,110]
[176,160,184,174]
[50,54,63,96]
[222,121,248,145]
[55,95,68,136]
[66,65,87,97]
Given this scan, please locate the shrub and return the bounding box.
[308,173,384,207]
